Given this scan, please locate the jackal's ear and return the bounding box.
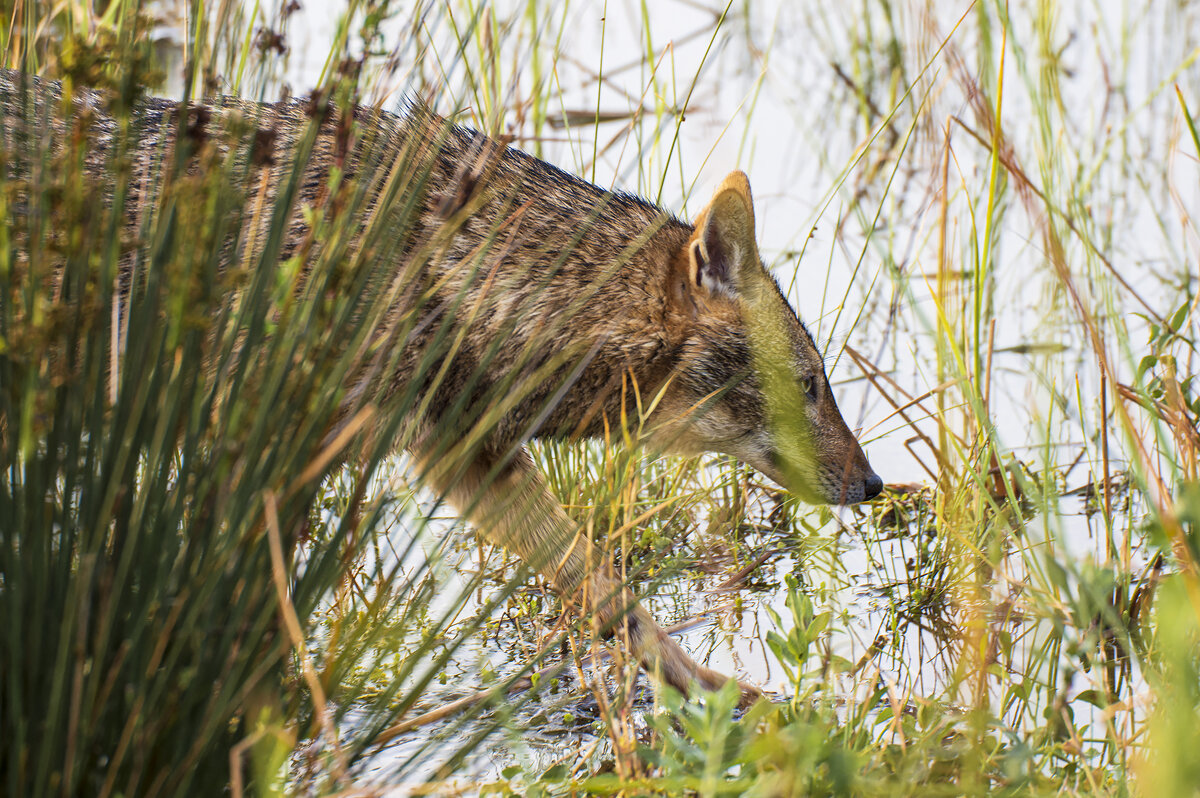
[686,171,759,298]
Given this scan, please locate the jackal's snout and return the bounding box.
[840,475,885,504]
[760,421,882,506]
[830,449,883,504]
[810,388,884,506]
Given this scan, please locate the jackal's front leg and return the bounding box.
[415,443,757,704]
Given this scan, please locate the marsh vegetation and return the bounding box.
[3,0,1200,795]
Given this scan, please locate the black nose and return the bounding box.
[863,473,883,501]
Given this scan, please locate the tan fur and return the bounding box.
[1,70,881,705]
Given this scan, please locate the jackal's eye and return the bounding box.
[798,375,819,403]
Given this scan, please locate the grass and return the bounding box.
[3,0,1200,795]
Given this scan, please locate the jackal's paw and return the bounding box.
[734,679,765,709]
[693,665,763,709]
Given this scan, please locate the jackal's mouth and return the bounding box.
[762,449,883,506]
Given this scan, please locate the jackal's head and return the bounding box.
[650,172,882,505]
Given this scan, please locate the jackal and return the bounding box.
[1,69,881,702]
